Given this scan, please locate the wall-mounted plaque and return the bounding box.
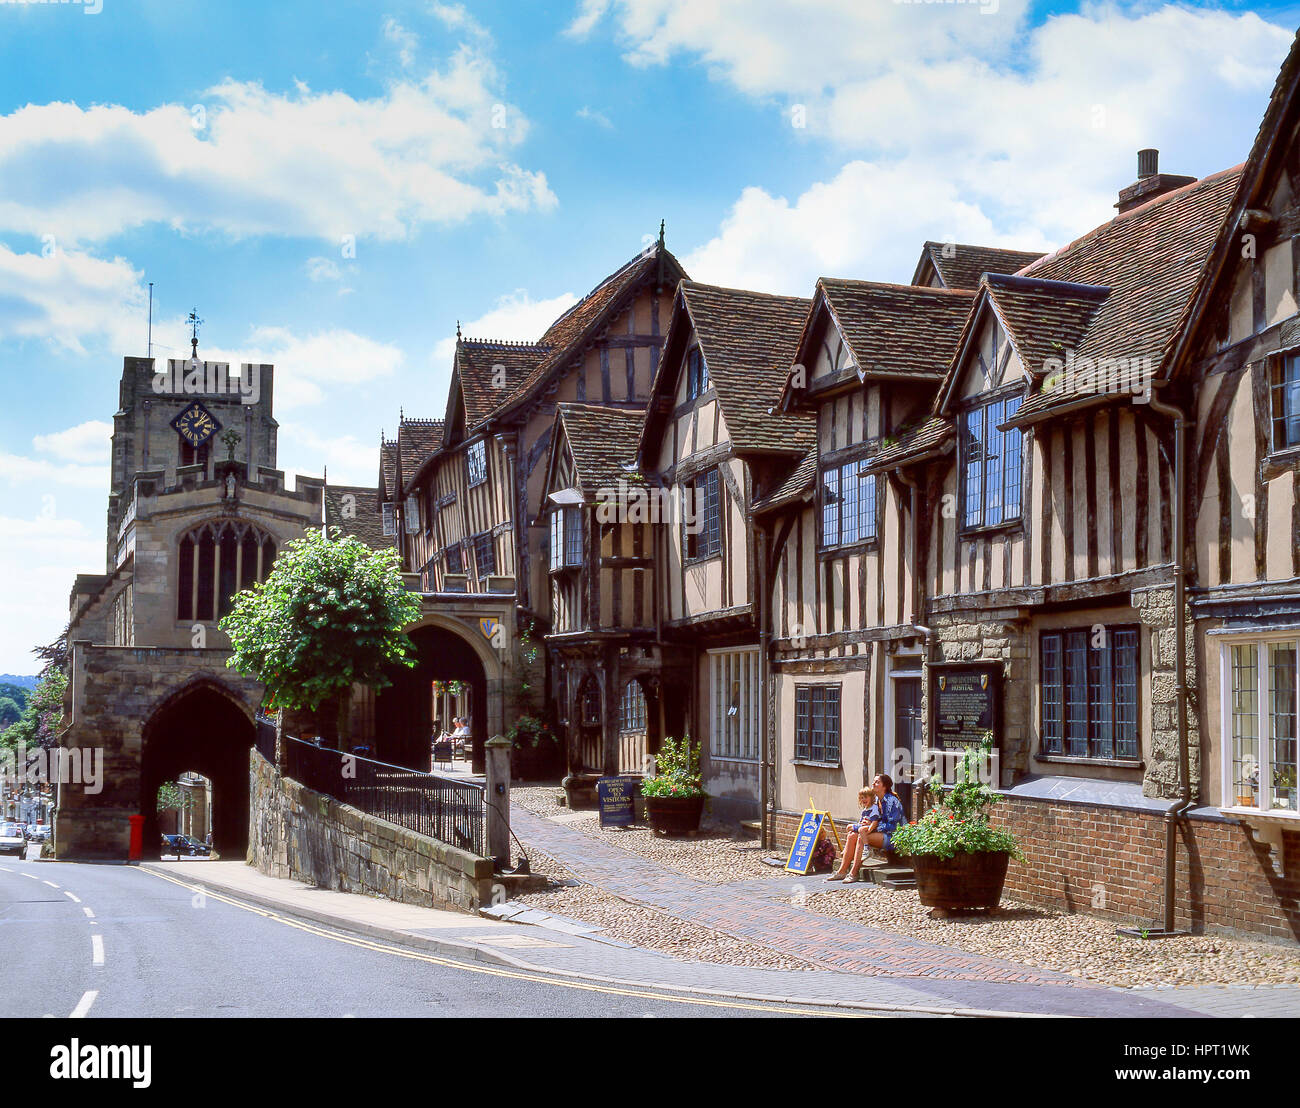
[931,663,1001,752]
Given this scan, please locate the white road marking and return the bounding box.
[64,891,81,903]
[82,907,94,918]
[91,934,104,966]
[0,866,10,872]
[42,880,59,888]
[22,873,38,880]
[70,991,97,1019]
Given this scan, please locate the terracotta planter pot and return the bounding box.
[645,795,705,836]
[911,851,1011,911]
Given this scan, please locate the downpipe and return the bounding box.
[1120,386,1191,939]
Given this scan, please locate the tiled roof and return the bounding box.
[324,485,394,551]
[456,340,549,429]
[379,439,400,501]
[863,417,954,474]
[484,246,686,425]
[751,451,817,514]
[914,241,1046,290]
[678,283,816,453]
[556,404,646,497]
[397,418,444,492]
[1005,166,1243,425]
[818,279,975,379]
[982,274,1109,378]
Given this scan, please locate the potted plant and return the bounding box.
[1237,756,1259,807]
[1271,763,1296,810]
[506,714,561,780]
[890,736,1023,912]
[640,735,706,835]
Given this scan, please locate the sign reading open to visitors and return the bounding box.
[785,801,842,874]
[596,776,639,828]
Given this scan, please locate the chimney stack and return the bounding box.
[1116,148,1196,215]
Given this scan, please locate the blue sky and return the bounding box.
[0,0,1297,671]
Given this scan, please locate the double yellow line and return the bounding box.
[143,868,866,1017]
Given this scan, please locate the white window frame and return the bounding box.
[1217,629,1300,817]
[708,647,759,762]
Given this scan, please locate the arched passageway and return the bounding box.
[140,683,255,858]
[374,625,489,773]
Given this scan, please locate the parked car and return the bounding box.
[0,823,26,857]
[161,834,210,857]
[25,825,50,843]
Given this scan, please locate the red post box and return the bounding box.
[128,813,144,861]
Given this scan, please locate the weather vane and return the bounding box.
[187,308,204,361]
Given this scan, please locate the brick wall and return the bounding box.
[249,749,495,913]
[772,799,1300,942]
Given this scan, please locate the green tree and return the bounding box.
[1,669,67,754]
[219,527,422,747]
[0,697,21,730]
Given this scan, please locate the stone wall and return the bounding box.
[1133,584,1200,800]
[249,748,495,912]
[773,798,1300,942]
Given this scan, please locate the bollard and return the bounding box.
[484,735,512,870]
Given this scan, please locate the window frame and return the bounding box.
[959,391,1025,533]
[465,439,488,488]
[472,532,495,579]
[1038,624,1141,762]
[685,346,711,402]
[1219,633,1299,814]
[1271,352,1300,454]
[550,507,584,571]
[819,456,878,551]
[793,683,842,766]
[684,468,722,562]
[709,647,760,762]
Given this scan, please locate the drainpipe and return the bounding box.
[1133,386,1191,938]
[897,469,935,814]
[757,520,771,850]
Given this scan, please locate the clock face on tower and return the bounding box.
[170,401,222,448]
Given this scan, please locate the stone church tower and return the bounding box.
[54,341,382,861]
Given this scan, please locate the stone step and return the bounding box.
[861,863,916,889]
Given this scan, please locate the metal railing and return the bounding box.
[254,715,277,764]
[283,736,486,858]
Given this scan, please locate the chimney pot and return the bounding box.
[1137,148,1159,179]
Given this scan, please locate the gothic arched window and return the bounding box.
[177,520,277,622]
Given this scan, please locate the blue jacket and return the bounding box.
[866,794,906,835]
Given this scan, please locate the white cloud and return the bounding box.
[32,421,113,466]
[577,105,614,129]
[305,256,343,282]
[0,47,554,244]
[431,2,492,41]
[432,288,580,364]
[0,453,108,490]
[0,513,102,673]
[685,161,1025,293]
[0,243,144,354]
[583,2,1293,289]
[382,17,420,68]
[278,423,385,489]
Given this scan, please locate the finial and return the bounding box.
[187,308,203,362]
[456,320,462,341]
[655,220,667,292]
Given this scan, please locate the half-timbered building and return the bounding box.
[637,283,814,819]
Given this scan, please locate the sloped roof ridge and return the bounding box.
[1020,166,1245,276]
[821,276,974,297]
[543,249,655,334]
[983,273,1110,298]
[460,337,551,349]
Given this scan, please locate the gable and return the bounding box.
[955,311,1022,401]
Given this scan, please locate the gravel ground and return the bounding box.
[802,885,1300,989]
[511,788,1300,987]
[512,843,812,970]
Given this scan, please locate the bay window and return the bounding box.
[1225,638,1298,811]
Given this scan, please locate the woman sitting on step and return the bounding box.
[827,774,906,883]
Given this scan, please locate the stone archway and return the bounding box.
[139,680,255,859]
[374,621,497,773]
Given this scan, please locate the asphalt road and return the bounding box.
[0,853,850,1019]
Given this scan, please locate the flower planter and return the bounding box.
[911,850,1011,911]
[645,795,705,836]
